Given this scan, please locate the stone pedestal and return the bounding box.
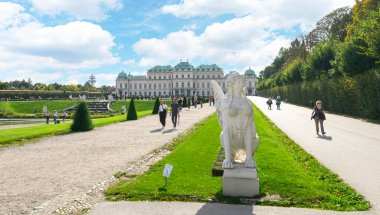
[222,164,259,197]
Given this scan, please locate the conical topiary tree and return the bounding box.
[71,102,93,132]
[152,97,160,114]
[182,97,187,108]
[127,98,137,120]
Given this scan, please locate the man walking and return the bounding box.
[170,98,180,129]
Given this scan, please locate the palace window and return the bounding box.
[181,82,184,87]
[149,83,151,89]
[202,75,204,79]
[202,82,205,88]
[120,84,122,89]
[176,82,178,87]
[188,74,190,78]
[144,83,146,89]
[207,75,210,78]
[207,82,210,88]
[159,76,161,79]
[187,82,190,87]
[154,83,156,89]
[182,74,184,78]
[176,75,178,78]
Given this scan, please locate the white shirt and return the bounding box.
[159,104,168,112]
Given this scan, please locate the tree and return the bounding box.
[354,8,380,61]
[89,74,96,87]
[306,7,352,48]
[182,97,188,107]
[126,98,137,120]
[71,102,93,132]
[65,84,80,92]
[152,97,160,114]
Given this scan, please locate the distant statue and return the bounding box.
[69,94,73,100]
[211,72,259,169]
[108,94,114,102]
[79,95,86,101]
[121,106,126,114]
[42,105,47,114]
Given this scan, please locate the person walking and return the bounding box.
[200,97,203,108]
[53,110,58,124]
[159,101,168,128]
[311,100,326,135]
[45,111,50,124]
[266,97,273,110]
[61,111,67,123]
[178,97,183,111]
[276,96,281,110]
[187,97,190,110]
[194,97,197,109]
[169,98,180,129]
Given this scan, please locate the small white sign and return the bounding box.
[163,164,173,177]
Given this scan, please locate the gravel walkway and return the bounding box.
[0,105,215,215]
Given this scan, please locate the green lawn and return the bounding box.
[0,100,77,114]
[0,110,151,146]
[105,104,369,211]
[110,100,172,113]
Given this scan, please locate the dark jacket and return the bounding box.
[311,106,326,120]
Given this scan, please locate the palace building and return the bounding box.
[115,61,257,98]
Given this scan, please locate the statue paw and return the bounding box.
[222,159,233,169]
[245,158,256,168]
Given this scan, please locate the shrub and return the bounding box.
[71,102,93,132]
[127,99,137,120]
[258,69,380,120]
[182,97,187,108]
[152,97,160,114]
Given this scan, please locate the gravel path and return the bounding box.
[0,105,215,215]
[249,96,380,214]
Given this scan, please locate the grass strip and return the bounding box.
[105,104,370,211]
[0,110,151,146]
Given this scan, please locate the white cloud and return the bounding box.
[135,0,355,73]
[182,24,197,31]
[133,15,291,72]
[0,2,118,82]
[26,0,122,21]
[162,0,355,32]
[122,59,136,65]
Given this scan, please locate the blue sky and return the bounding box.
[0,0,354,86]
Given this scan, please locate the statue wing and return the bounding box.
[210,80,225,128]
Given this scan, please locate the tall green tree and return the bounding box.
[152,97,160,114]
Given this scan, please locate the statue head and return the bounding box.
[226,72,246,98]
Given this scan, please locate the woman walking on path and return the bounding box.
[61,111,67,123]
[45,111,50,124]
[276,96,281,110]
[194,97,197,109]
[159,101,168,128]
[266,97,273,110]
[311,100,326,135]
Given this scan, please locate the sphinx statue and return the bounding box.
[211,72,259,169]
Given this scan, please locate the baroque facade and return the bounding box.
[115,61,257,98]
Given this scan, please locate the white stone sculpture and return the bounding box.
[79,95,86,101]
[211,72,259,169]
[42,105,47,114]
[108,94,114,102]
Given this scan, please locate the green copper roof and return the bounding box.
[174,61,194,71]
[245,68,256,77]
[196,64,222,72]
[127,73,146,79]
[148,65,173,72]
[116,71,128,80]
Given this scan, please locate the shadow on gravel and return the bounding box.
[162,129,176,134]
[317,135,333,141]
[150,128,164,133]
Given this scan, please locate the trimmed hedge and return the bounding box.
[258,69,380,120]
[126,99,137,120]
[0,90,102,100]
[71,102,93,132]
[182,97,188,108]
[152,97,160,114]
